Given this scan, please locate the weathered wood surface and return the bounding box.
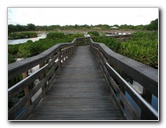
[27,46,124,120]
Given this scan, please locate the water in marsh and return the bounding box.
[8,33,47,44]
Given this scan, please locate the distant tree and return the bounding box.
[27,23,36,31]
[82,24,90,29]
[146,19,158,31]
[96,24,110,30]
[135,25,145,30]
[112,24,119,28]
[8,24,18,33]
[119,24,129,29]
[74,24,79,29]
[16,24,24,31]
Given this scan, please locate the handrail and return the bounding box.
[8,38,77,120]
[105,62,158,118]
[90,38,158,97]
[90,38,158,120]
[8,38,77,80]
[8,64,48,100]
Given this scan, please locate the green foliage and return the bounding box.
[95,24,110,30]
[8,44,21,63]
[66,33,84,40]
[93,32,158,68]
[47,32,65,40]
[146,19,158,31]
[17,39,60,58]
[47,32,84,42]
[27,23,36,31]
[8,23,36,33]
[88,31,100,36]
[8,32,37,39]
[8,74,23,88]
[8,53,15,63]
[8,44,21,55]
[17,41,33,58]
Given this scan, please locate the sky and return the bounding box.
[8,8,158,26]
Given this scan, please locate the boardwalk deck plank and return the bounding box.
[27,46,124,120]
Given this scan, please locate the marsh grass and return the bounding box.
[94,32,158,69]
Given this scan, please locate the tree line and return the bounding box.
[8,19,158,33]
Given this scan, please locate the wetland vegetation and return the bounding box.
[93,31,158,69]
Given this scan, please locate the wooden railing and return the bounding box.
[8,39,77,120]
[90,38,158,120]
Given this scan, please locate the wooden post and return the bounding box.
[142,88,152,103]
[39,62,46,95]
[97,47,100,64]
[39,63,45,80]
[60,49,64,66]
[141,88,152,119]
[119,85,125,110]
[22,71,30,108]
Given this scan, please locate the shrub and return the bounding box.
[93,32,158,68]
[47,32,65,40]
[88,31,100,36]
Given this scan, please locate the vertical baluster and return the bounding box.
[22,71,30,108]
[141,88,153,119]
[142,88,152,103]
[59,48,63,67]
[39,62,46,96]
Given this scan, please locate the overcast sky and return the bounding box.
[8,8,158,26]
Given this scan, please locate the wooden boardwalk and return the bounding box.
[27,46,124,120]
